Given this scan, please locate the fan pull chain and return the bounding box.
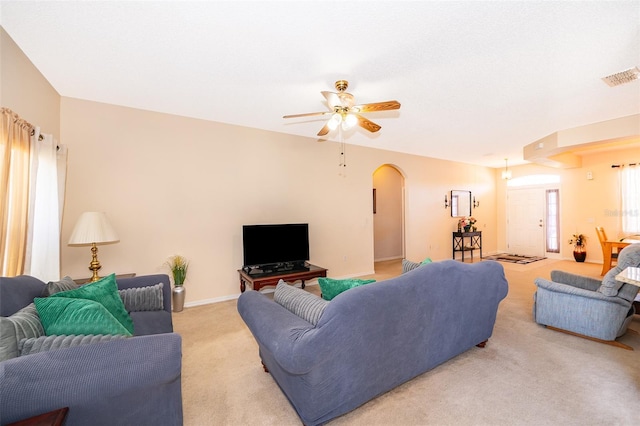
[338,129,347,177]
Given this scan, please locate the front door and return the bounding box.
[506,188,545,256]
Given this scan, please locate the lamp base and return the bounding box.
[88,243,102,282]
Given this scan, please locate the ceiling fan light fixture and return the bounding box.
[328,113,341,130]
[342,113,358,130]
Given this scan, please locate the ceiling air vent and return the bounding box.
[602,66,640,87]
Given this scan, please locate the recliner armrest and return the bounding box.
[549,270,602,291]
[535,277,630,308]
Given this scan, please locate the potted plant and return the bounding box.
[166,255,189,312]
[569,234,587,262]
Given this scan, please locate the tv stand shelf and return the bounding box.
[238,264,327,292]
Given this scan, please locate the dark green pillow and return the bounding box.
[34,297,132,336]
[51,274,134,335]
[318,277,376,301]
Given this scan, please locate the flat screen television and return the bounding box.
[242,223,310,271]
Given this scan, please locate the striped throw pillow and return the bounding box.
[273,280,328,326]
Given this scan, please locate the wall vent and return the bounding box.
[602,66,640,87]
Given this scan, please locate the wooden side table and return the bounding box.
[7,407,69,426]
[238,264,327,292]
[452,231,482,262]
[73,273,136,285]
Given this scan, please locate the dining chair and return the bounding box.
[595,226,630,275]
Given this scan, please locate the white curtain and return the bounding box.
[621,164,640,234]
[24,127,68,281]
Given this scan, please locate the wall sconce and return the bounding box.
[501,158,512,180]
[444,194,449,208]
[473,196,480,208]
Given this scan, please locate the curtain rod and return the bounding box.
[611,163,638,168]
[30,128,60,151]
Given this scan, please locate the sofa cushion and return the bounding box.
[119,282,164,312]
[0,303,44,361]
[19,334,127,356]
[49,274,134,334]
[34,297,133,336]
[41,276,79,296]
[401,258,432,274]
[318,277,376,301]
[274,280,328,325]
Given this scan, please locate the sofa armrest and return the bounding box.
[549,270,602,291]
[237,290,317,374]
[117,274,172,313]
[0,333,183,425]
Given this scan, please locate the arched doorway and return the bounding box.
[373,164,405,263]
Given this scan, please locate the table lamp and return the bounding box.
[68,212,119,282]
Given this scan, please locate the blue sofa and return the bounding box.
[0,274,183,425]
[237,260,508,425]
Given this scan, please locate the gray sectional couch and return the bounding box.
[238,259,508,425]
[0,274,183,425]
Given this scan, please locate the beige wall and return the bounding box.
[0,27,60,138]
[58,98,498,304]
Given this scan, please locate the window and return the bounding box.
[545,189,559,253]
[621,165,640,234]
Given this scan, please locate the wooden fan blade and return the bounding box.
[317,122,331,136]
[283,111,331,119]
[352,100,401,113]
[357,115,381,133]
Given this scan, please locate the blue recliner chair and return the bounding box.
[533,244,640,350]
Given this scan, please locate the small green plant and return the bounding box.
[569,234,586,247]
[166,255,189,286]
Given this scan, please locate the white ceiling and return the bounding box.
[1,1,639,168]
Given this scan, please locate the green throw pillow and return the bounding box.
[318,277,376,301]
[50,274,134,335]
[421,257,433,264]
[34,297,132,336]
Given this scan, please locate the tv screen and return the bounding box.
[242,223,310,268]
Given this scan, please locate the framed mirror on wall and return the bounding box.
[451,190,471,217]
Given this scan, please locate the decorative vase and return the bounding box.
[172,285,185,312]
[464,225,471,232]
[573,246,586,262]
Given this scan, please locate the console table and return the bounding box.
[238,264,328,292]
[452,231,482,262]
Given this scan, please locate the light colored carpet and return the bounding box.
[173,259,640,425]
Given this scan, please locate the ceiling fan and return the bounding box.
[283,80,401,137]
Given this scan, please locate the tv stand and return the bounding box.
[238,263,328,292]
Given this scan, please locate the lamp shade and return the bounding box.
[68,212,119,246]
